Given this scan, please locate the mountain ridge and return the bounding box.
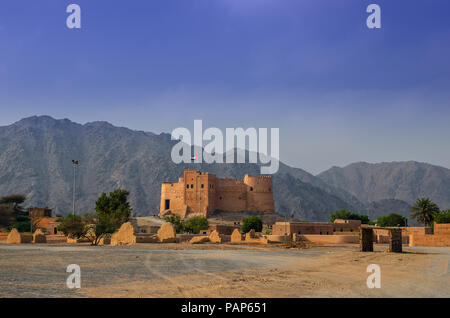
[1,116,448,223]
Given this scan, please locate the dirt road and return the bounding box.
[0,243,448,297]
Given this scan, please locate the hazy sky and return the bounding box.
[0,0,449,174]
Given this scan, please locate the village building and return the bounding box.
[159,170,275,219]
[272,219,361,236]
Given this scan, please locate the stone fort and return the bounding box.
[159,170,275,218]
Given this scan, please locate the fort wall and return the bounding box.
[160,170,275,219]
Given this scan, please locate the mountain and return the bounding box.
[318,161,450,211]
[0,116,359,221]
[2,116,448,222]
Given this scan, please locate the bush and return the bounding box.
[434,210,450,224]
[163,215,184,233]
[329,209,371,224]
[376,213,407,227]
[13,221,30,233]
[241,216,263,233]
[183,216,209,234]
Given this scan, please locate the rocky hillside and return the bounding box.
[1,116,448,222]
[0,116,359,221]
[318,161,450,210]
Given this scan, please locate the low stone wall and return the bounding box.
[6,229,32,244]
[67,236,91,244]
[409,234,450,247]
[177,234,197,243]
[298,234,359,244]
[0,232,8,241]
[46,235,67,244]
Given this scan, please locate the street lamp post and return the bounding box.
[72,160,79,216]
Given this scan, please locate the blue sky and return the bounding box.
[0,0,449,174]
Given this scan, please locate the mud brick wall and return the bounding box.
[298,234,359,244]
[388,229,402,253]
[434,223,450,235]
[360,228,374,252]
[409,234,450,247]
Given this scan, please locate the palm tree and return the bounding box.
[410,198,440,227]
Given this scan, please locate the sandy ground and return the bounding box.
[0,243,449,298]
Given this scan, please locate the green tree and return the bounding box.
[329,209,371,224]
[0,194,28,231]
[376,213,407,227]
[241,216,263,233]
[57,214,86,238]
[434,210,450,224]
[163,215,184,233]
[411,198,440,227]
[329,209,351,223]
[183,216,209,234]
[58,189,132,245]
[95,188,132,232]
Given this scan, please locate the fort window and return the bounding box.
[250,187,253,191]
[186,185,189,189]
[320,231,322,235]
[219,196,222,200]
[340,229,343,232]
[165,199,170,210]
[201,184,204,188]
[191,184,194,188]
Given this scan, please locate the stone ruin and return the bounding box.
[388,228,402,253]
[110,221,178,246]
[6,228,32,244]
[360,227,403,253]
[32,229,47,243]
[188,230,223,244]
[231,229,244,243]
[360,227,374,252]
[156,222,178,243]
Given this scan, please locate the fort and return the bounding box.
[159,170,275,219]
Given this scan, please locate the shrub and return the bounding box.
[434,210,450,224]
[241,216,263,233]
[376,213,407,227]
[163,215,184,233]
[183,216,209,234]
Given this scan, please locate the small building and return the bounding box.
[28,207,52,218]
[332,219,361,232]
[272,222,334,236]
[33,217,61,235]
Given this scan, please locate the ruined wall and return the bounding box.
[6,229,32,244]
